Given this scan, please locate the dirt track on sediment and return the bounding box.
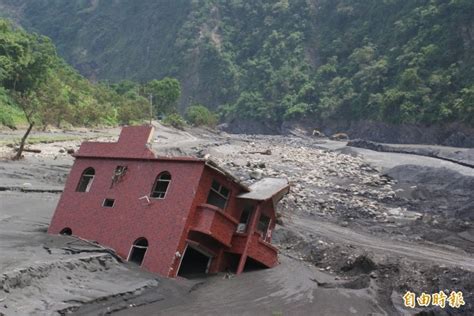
[290,216,474,271]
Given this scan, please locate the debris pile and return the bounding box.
[209,136,406,225]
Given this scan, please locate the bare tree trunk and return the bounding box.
[13,122,34,160]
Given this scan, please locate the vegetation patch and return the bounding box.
[5,0,472,128]
[0,18,182,158]
[185,105,218,127]
[162,113,186,130]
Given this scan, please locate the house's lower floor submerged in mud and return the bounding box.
[48,126,290,278]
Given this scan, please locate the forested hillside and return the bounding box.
[2,0,473,130]
[0,16,190,134]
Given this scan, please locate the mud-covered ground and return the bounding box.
[0,123,473,315]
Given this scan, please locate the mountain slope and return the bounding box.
[0,18,150,129]
[1,0,473,129]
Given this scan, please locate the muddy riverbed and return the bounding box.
[0,124,472,315]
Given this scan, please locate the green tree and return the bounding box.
[185,104,218,127]
[0,20,57,159]
[1,18,154,156]
[117,98,150,125]
[36,73,71,128]
[144,77,181,116]
[163,113,186,130]
[3,1,474,129]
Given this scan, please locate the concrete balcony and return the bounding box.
[228,232,278,268]
[228,234,247,253]
[190,203,238,247]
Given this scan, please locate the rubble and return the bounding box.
[249,169,263,180]
[330,133,349,141]
[209,135,401,225]
[312,129,325,137]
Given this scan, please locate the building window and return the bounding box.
[236,206,253,233]
[257,214,271,236]
[206,180,230,210]
[128,238,148,266]
[103,198,115,208]
[59,227,72,236]
[150,172,171,199]
[76,167,95,192]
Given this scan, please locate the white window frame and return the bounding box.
[77,168,95,192]
[150,172,171,199]
[126,239,149,266]
[208,180,230,209]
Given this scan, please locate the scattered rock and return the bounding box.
[340,275,370,289]
[249,169,263,180]
[312,129,325,137]
[215,123,229,132]
[387,207,403,216]
[249,149,272,155]
[347,139,383,151]
[341,255,376,274]
[330,133,349,141]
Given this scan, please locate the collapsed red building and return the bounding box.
[48,126,289,278]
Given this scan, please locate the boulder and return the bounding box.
[312,129,326,137]
[330,132,349,141]
[249,169,263,180]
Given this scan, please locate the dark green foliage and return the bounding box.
[2,0,473,127]
[185,104,218,127]
[0,87,22,128]
[163,113,186,130]
[117,98,150,125]
[144,77,181,116]
[0,19,152,128]
[307,0,474,126]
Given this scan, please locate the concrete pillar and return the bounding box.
[236,203,260,274]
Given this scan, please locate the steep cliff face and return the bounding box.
[0,1,191,82]
[2,0,473,130]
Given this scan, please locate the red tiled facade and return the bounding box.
[48,126,287,277]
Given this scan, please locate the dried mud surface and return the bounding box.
[0,123,473,315]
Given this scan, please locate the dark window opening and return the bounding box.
[103,198,115,207]
[224,253,241,273]
[178,246,211,278]
[60,227,72,236]
[151,172,171,199]
[243,257,267,272]
[257,214,271,236]
[111,165,128,187]
[76,168,95,192]
[237,206,253,233]
[206,180,230,210]
[128,238,148,266]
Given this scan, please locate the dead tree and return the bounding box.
[13,122,34,160]
[12,92,36,160]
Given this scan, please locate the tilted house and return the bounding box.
[48,126,289,277]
